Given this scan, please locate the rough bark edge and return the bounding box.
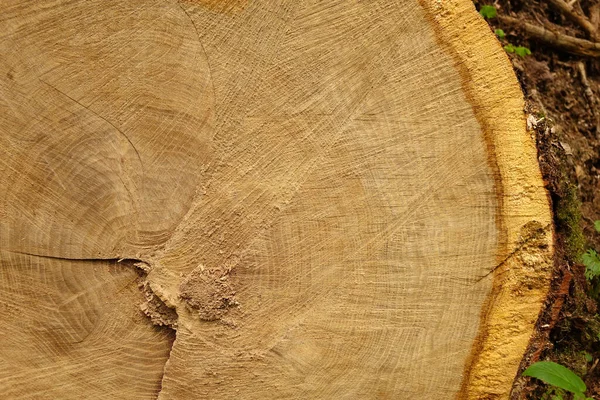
[509,109,583,399]
[419,1,554,398]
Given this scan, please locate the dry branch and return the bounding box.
[499,15,600,57]
[546,0,599,40]
[577,61,596,106]
[576,62,600,134]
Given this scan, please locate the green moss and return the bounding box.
[556,183,585,261]
[584,315,600,343]
[554,349,588,378]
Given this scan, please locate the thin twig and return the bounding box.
[590,3,600,30]
[546,0,598,40]
[574,0,587,18]
[577,62,596,106]
[576,62,600,134]
[588,358,600,375]
[499,15,600,57]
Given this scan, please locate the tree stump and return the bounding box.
[0,0,553,398]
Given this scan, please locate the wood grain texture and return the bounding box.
[0,253,174,399]
[0,0,214,258]
[0,0,552,399]
[419,1,553,398]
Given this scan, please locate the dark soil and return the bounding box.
[475,0,600,398]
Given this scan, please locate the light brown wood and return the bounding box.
[0,254,174,399]
[0,0,553,399]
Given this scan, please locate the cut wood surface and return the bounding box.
[0,0,553,399]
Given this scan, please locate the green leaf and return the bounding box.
[479,5,497,18]
[582,249,600,280]
[495,29,506,39]
[583,351,593,363]
[523,361,587,396]
[504,44,515,53]
[514,46,532,57]
[594,220,600,232]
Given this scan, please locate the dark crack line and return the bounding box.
[155,328,177,400]
[39,79,144,174]
[475,223,553,284]
[2,249,174,397]
[1,248,142,264]
[39,79,143,217]
[177,1,216,107]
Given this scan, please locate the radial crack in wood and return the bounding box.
[0,253,174,399]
